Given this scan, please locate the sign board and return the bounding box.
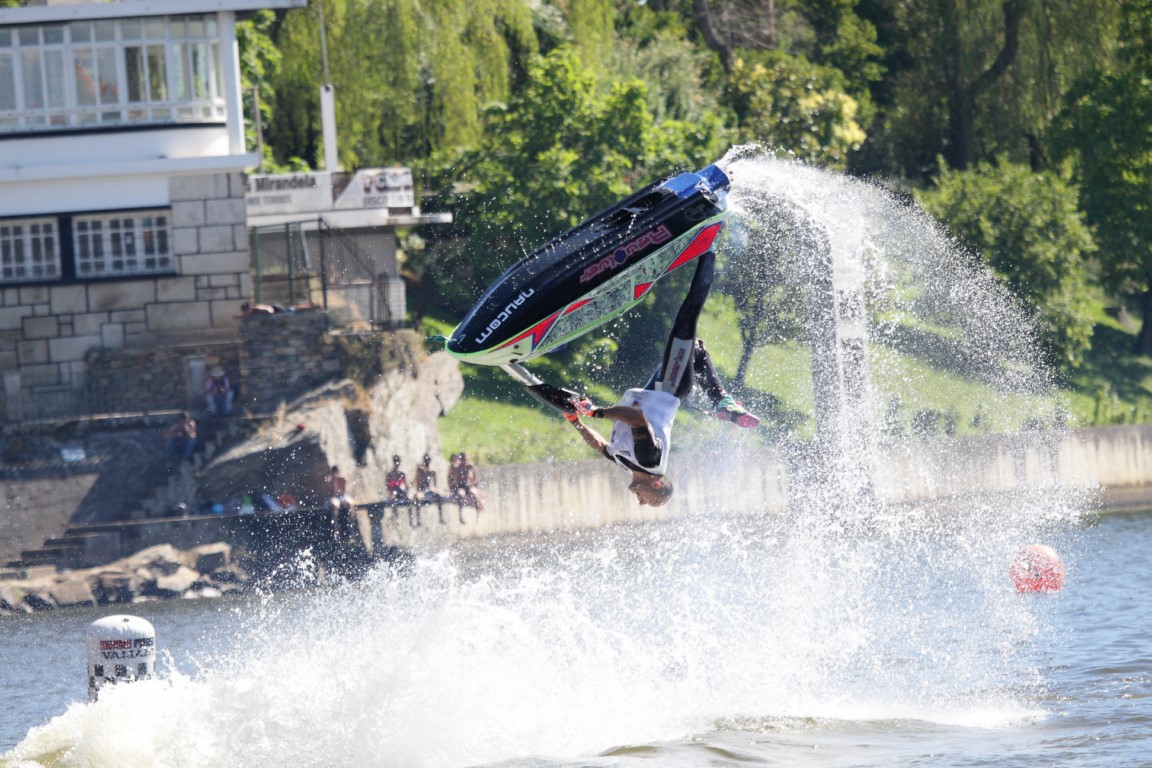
[245,167,414,217]
[334,167,415,210]
[245,172,331,216]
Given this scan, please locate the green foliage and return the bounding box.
[236,11,284,171]
[916,158,1097,367]
[265,0,537,170]
[1054,2,1152,297]
[804,0,885,107]
[610,13,723,125]
[861,0,1122,177]
[417,46,725,313]
[565,0,616,69]
[725,52,866,168]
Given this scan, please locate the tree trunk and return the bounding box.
[1134,278,1152,357]
[944,0,1028,169]
[693,0,733,71]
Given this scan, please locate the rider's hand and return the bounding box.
[573,397,596,418]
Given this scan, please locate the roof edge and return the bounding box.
[0,0,307,26]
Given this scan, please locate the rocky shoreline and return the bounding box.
[0,542,250,615]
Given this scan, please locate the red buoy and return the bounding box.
[1011,544,1065,592]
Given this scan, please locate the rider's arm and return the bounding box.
[593,405,647,428]
[568,418,609,453]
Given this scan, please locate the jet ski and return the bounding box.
[446,163,730,369]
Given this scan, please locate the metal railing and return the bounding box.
[250,219,407,328]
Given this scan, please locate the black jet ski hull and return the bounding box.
[447,164,729,366]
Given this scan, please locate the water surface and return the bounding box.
[1,509,1147,767]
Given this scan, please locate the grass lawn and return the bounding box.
[1063,300,1152,426]
[425,295,1152,463]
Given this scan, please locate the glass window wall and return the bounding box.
[0,15,225,133]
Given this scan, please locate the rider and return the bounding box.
[512,249,758,506]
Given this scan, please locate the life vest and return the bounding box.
[606,388,679,476]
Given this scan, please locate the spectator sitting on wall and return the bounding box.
[204,366,234,417]
[414,454,441,505]
[163,411,197,465]
[324,465,356,543]
[447,453,464,500]
[459,452,485,512]
[386,455,409,503]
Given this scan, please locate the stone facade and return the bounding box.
[2,171,251,421]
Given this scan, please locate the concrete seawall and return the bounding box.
[3,424,1149,567]
[384,424,1147,548]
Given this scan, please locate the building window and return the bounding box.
[74,210,172,277]
[0,15,223,133]
[0,218,60,282]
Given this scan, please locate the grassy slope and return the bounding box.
[428,297,1152,464]
[1063,300,1152,426]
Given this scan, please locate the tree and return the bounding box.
[689,0,883,104]
[416,46,726,313]
[720,197,820,387]
[1055,0,1152,354]
[916,158,1097,367]
[725,52,867,169]
[265,0,536,170]
[236,11,286,170]
[610,5,724,126]
[860,0,1122,178]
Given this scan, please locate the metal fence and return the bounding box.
[250,219,407,329]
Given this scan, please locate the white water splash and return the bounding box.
[4,151,1083,768]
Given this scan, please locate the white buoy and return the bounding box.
[85,615,156,701]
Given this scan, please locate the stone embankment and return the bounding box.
[0,542,247,615]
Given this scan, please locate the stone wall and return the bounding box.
[6,413,1152,569]
[237,312,426,414]
[238,310,337,412]
[85,342,241,413]
[168,171,252,333]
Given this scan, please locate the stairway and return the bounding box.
[1,416,255,576]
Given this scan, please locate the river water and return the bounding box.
[1,505,1148,768]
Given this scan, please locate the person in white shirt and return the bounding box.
[517,250,759,506]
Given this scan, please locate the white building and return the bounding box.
[0,0,451,421]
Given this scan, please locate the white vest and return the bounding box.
[607,388,680,476]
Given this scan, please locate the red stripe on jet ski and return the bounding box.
[563,299,591,315]
[663,222,725,274]
[634,282,653,300]
[496,310,561,351]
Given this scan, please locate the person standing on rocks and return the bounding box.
[163,412,197,466]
